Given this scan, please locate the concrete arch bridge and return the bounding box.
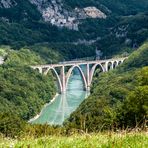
[32,57,127,93]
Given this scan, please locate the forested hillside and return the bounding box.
[0,0,148,140]
[65,42,148,131]
[0,47,56,121]
[0,0,147,58]
[64,0,148,14]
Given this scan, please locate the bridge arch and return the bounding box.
[106,61,113,71]
[118,60,122,65]
[89,63,105,85]
[31,57,128,93]
[113,61,118,68]
[35,67,42,73]
[44,67,63,93]
[65,65,87,91]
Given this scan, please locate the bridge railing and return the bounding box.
[64,54,129,63]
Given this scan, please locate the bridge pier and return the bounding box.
[86,64,90,88]
[103,62,108,72]
[60,66,66,92]
[38,67,43,74]
[111,61,114,70]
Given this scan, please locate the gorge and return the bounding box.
[0,1,147,146]
[30,57,127,125]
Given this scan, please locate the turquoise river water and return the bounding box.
[31,68,89,125]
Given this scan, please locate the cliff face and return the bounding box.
[29,0,106,30]
[0,0,107,30]
[29,0,80,30]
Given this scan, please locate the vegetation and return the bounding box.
[0,0,148,145]
[96,12,148,56]
[65,42,148,131]
[0,47,56,137]
[0,1,147,58]
[1,131,148,148]
[64,0,148,15]
[29,43,96,62]
[0,29,148,141]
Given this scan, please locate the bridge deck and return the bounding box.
[32,57,127,68]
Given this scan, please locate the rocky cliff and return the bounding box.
[29,0,106,30]
[0,0,106,30]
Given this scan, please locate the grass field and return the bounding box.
[0,131,148,148]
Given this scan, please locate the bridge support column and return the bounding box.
[86,64,90,90]
[121,60,124,63]
[104,62,108,72]
[60,66,66,93]
[111,61,114,70]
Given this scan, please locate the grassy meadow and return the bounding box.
[0,131,147,148]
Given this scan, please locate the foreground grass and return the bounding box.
[0,132,148,148]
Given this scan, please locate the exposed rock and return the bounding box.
[29,0,107,30]
[0,0,17,8]
[114,25,129,38]
[84,7,107,19]
[29,0,79,30]
[125,38,132,45]
[0,0,107,30]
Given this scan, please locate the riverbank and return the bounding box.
[28,73,89,125]
[28,93,59,123]
[1,131,147,147]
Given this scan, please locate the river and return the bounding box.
[31,67,89,125]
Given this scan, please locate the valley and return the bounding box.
[0,0,147,147]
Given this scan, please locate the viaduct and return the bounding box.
[32,57,127,93]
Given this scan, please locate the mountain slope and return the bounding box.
[96,12,148,56]
[0,0,147,59]
[64,0,148,15]
[65,42,148,131]
[0,47,56,120]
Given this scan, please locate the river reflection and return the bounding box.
[31,68,89,125]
